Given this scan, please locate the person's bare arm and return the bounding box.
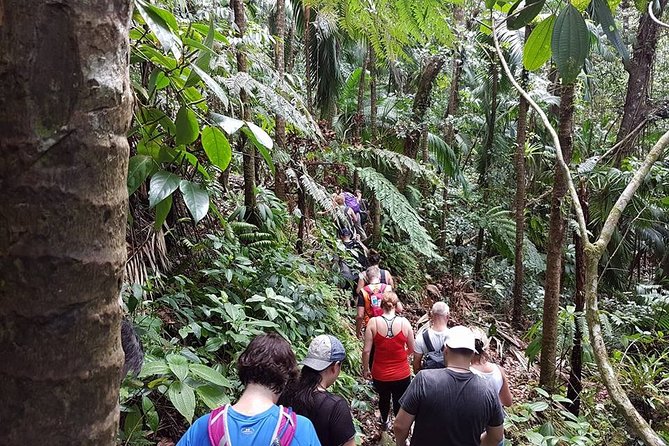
[387,272,395,288]
[356,305,365,338]
[341,438,356,446]
[498,366,513,407]
[362,321,375,379]
[480,424,504,446]
[393,409,415,446]
[356,276,365,294]
[412,353,423,374]
[405,320,416,362]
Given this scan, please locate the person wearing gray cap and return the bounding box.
[280,335,356,446]
[393,326,504,446]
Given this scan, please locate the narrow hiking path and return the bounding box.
[352,277,538,446]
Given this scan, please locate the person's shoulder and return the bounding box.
[176,413,211,446]
[294,415,321,445]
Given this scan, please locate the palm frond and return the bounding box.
[346,146,438,183]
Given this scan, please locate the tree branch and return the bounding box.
[649,1,669,29]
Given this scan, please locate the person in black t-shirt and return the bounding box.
[280,335,356,446]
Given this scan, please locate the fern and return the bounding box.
[356,167,440,258]
[345,146,438,183]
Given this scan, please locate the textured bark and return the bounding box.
[474,58,499,281]
[512,64,529,328]
[614,0,668,164]
[567,184,588,415]
[274,0,287,200]
[539,84,575,390]
[232,0,256,215]
[353,51,368,140]
[304,6,313,112]
[438,54,463,251]
[371,196,381,246]
[0,1,132,444]
[369,48,378,140]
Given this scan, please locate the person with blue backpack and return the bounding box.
[176,333,321,446]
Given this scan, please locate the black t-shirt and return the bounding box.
[300,391,356,446]
[399,369,504,446]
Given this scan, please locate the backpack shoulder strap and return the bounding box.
[380,269,386,283]
[271,405,297,446]
[208,404,231,446]
[422,329,435,353]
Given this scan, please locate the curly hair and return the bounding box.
[237,333,298,394]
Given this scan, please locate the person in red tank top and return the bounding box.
[362,292,415,431]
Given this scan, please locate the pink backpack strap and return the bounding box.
[208,404,231,446]
[271,405,297,446]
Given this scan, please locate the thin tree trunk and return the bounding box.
[614,0,668,163]
[286,20,295,74]
[304,6,313,113]
[0,1,132,444]
[372,196,382,246]
[353,50,368,141]
[512,63,529,327]
[439,53,463,251]
[539,84,575,390]
[567,183,589,415]
[296,184,307,253]
[274,0,287,200]
[474,57,499,281]
[231,0,256,217]
[369,47,378,140]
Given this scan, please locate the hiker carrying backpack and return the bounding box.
[419,328,445,369]
[208,404,296,446]
[362,283,388,320]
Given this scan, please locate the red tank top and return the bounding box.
[371,317,411,381]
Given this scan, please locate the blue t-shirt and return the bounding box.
[177,404,321,446]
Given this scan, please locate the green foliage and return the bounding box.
[523,15,555,71]
[506,0,546,30]
[551,4,590,84]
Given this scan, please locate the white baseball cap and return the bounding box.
[444,325,476,353]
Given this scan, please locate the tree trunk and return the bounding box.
[474,57,499,281]
[296,184,307,253]
[512,64,529,327]
[304,6,313,113]
[274,0,287,201]
[567,183,589,415]
[614,0,668,164]
[439,54,463,251]
[0,1,132,444]
[369,47,378,140]
[353,50,368,141]
[232,0,256,217]
[286,19,295,74]
[539,84,575,390]
[372,196,382,246]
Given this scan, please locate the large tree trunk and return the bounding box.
[512,64,529,327]
[614,0,668,163]
[0,1,132,444]
[539,84,575,390]
[232,0,257,217]
[274,0,287,201]
[473,58,499,281]
[369,47,378,141]
[439,53,463,251]
[567,183,589,415]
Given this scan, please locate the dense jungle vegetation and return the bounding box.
[1,0,669,445]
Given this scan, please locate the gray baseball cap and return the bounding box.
[300,335,346,371]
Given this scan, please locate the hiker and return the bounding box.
[393,326,504,446]
[176,333,321,446]
[356,265,392,338]
[280,335,356,446]
[335,193,366,240]
[362,292,415,432]
[356,249,394,293]
[355,189,368,226]
[470,327,513,407]
[412,301,450,373]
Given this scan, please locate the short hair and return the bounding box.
[237,333,297,394]
[334,195,345,205]
[431,301,449,317]
[366,265,381,281]
[380,291,398,312]
[367,249,381,266]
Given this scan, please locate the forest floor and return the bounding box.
[353,275,539,446]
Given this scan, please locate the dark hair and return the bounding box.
[367,249,381,266]
[279,365,323,416]
[474,339,485,355]
[238,333,298,394]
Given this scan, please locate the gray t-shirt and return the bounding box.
[399,369,504,446]
[414,327,449,366]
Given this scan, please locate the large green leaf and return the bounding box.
[189,364,232,387]
[190,65,229,109]
[179,180,209,224]
[175,106,200,146]
[590,0,630,64]
[148,170,180,208]
[185,16,216,88]
[134,0,182,59]
[127,155,155,196]
[154,195,173,230]
[167,381,196,423]
[166,353,189,381]
[139,360,170,377]
[201,126,232,170]
[523,15,556,70]
[551,4,590,84]
[242,123,274,174]
[211,113,245,135]
[196,385,231,409]
[507,0,545,30]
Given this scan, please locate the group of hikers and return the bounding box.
[175,189,513,446]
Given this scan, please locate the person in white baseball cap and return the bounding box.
[280,335,356,446]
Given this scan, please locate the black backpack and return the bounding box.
[421,329,445,369]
